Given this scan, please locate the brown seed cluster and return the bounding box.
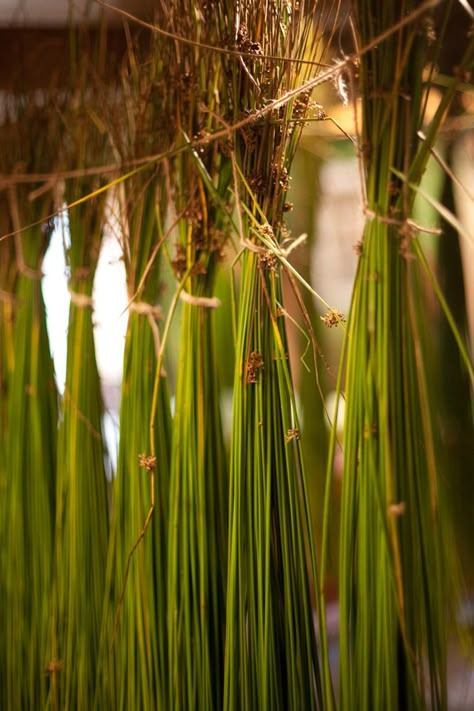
[292,90,311,120]
[236,23,263,56]
[258,251,277,271]
[320,308,346,328]
[246,350,264,383]
[171,244,187,279]
[138,454,157,472]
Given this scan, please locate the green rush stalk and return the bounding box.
[32,26,115,707]
[50,190,109,710]
[4,221,58,711]
[97,187,172,710]
[337,3,474,709]
[162,4,233,707]
[50,192,109,710]
[4,216,58,708]
[96,35,172,709]
[166,155,231,711]
[222,2,336,709]
[1,98,60,710]
[225,244,326,710]
[98,300,171,709]
[48,33,112,705]
[166,211,230,710]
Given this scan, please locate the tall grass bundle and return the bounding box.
[337,3,474,709]
[162,6,233,706]
[49,32,111,706]
[96,34,172,709]
[222,2,336,708]
[0,195,18,710]
[1,98,60,709]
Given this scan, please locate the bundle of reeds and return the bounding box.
[161,5,233,707]
[336,3,474,708]
[1,97,60,709]
[222,2,337,708]
[96,32,173,709]
[49,27,111,708]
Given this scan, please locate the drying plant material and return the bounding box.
[335,3,474,709]
[49,31,110,708]
[160,0,232,709]
[1,0,473,708]
[222,2,337,709]
[162,5,232,708]
[96,33,172,710]
[0,97,60,710]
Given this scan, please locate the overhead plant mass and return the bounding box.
[0,1,473,710]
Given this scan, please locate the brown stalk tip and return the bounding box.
[138,454,157,472]
[320,308,346,328]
